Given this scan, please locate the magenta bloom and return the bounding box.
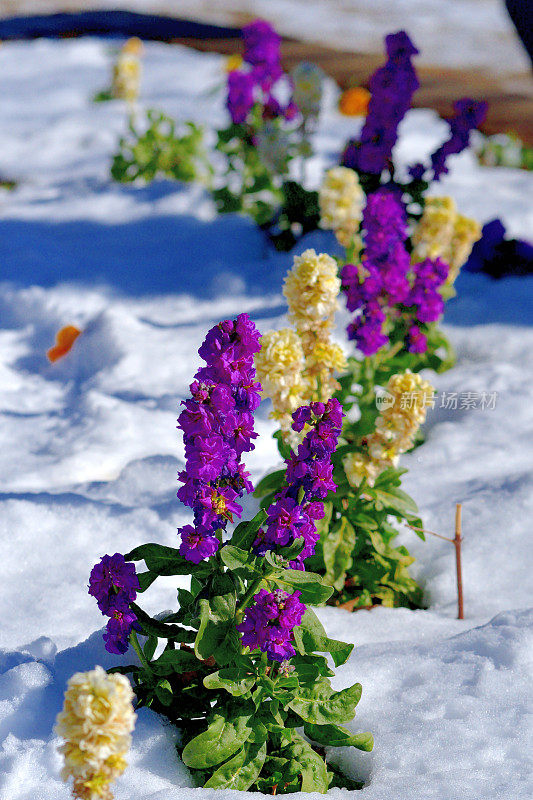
[237,589,305,662]
[407,325,428,354]
[89,553,140,654]
[342,31,419,175]
[227,70,255,124]
[178,525,220,564]
[254,399,343,569]
[89,553,139,615]
[406,257,449,324]
[242,19,281,67]
[342,189,410,356]
[177,314,262,562]
[103,609,140,655]
[430,97,488,179]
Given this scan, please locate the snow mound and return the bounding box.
[0,610,531,800]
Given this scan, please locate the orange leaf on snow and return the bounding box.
[338,87,371,116]
[47,325,82,363]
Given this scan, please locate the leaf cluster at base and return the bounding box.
[114,525,372,793]
[111,110,212,185]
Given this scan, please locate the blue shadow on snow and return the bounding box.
[0,213,292,298]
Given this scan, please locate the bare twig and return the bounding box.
[409,506,465,620]
[454,504,464,619]
[407,523,454,543]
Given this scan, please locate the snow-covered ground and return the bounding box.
[0,38,532,800]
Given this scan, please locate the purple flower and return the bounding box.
[89,553,139,615]
[292,404,313,433]
[342,32,419,174]
[242,20,281,68]
[405,257,449,324]
[227,70,255,124]
[103,609,140,655]
[178,525,220,564]
[347,311,389,355]
[177,314,262,562]
[407,325,428,353]
[385,30,419,61]
[237,589,306,662]
[89,553,140,654]
[255,399,343,568]
[430,97,488,179]
[342,189,411,356]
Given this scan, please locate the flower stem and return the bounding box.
[236,578,263,620]
[130,629,152,673]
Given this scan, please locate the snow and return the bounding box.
[0,37,532,800]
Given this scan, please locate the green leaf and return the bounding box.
[130,603,196,641]
[124,543,191,575]
[323,517,356,591]
[293,609,353,667]
[290,735,329,793]
[151,648,199,675]
[230,509,267,550]
[277,537,306,561]
[143,635,158,661]
[372,485,419,517]
[194,575,239,664]
[286,681,362,725]
[203,740,267,790]
[204,667,256,697]
[137,571,158,592]
[219,545,260,576]
[155,678,173,706]
[273,429,293,461]
[181,711,252,769]
[272,569,333,606]
[254,469,286,498]
[304,723,374,751]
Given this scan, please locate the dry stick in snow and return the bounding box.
[455,503,464,619]
[408,502,465,619]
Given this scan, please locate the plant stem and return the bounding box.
[130,629,152,672]
[236,577,264,620]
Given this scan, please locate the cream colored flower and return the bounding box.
[284,249,341,332]
[412,197,481,285]
[56,666,135,800]
[411,196,456,262]
[318,167,364,248]
[344,371,434,488]
[446,214,481,283]
[343,452,381,488]
[112,40,143,103]
[255,329,307,437]
[257,250,346,441]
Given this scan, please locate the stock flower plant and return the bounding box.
[213,20,324,250]
[87,313,372,794]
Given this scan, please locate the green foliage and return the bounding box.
[110,110,212,185]
[309,455,424,610]
[263,181,321,252]
[119,512,372,793]
[260,384,427,610]
[211,111,320,251]
[211,120,287,226]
